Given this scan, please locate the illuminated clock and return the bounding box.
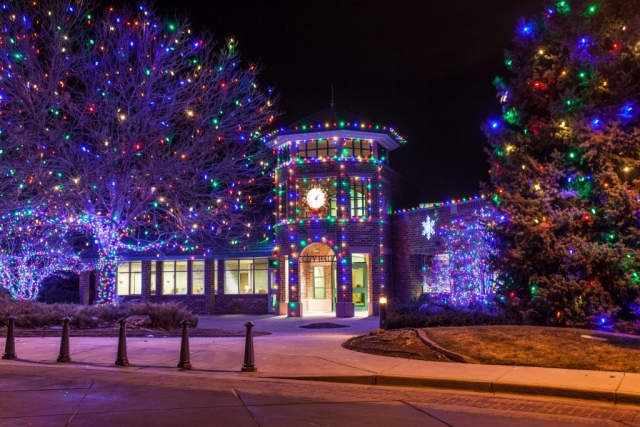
[305,187,328,215]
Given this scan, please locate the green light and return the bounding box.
[168,23,176,31]
[587,4,597,15]
[556,1,570,14]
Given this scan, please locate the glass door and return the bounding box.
[352,262,367,311]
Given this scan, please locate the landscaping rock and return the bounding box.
[127,315,152,328]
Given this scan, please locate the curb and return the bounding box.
[413,328,479,364]
[269,374,630,404]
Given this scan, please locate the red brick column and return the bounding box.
[204,259,216,314]
[141,261,152,303]
[79,271,92,305]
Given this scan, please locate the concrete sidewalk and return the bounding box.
[3,328,640,406]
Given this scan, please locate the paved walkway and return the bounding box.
[196,312,377,335]
[3,314,640,406]
[2,363,638,426]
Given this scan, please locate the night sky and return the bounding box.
[144,0,543,204]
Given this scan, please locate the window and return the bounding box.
[150,261,157,294]
[254,258,269,294]
[350,177,371,218]
[224,258,269,294]
[192,261,205,294]
[297,139,337,159]
[117,262,142,296]
[339,139,372,158]
[162,261,188,295]
[277,144,290,163]
[313,266,326,299]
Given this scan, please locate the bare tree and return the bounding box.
[0,1,276,303]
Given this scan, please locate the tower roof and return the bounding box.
[264,105,406,150]
[288,106,371,129]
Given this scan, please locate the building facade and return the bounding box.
[79,107,489,316]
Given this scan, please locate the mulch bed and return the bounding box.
[342,329,452,362]
[0,327,271,338]
[300,322,350,329]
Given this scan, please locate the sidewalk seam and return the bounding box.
[64,379,94,427]
[233,388,263,427]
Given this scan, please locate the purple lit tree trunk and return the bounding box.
[0,210,80,300]
[0,1,277,304]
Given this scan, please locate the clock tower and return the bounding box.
[266,105,407,318]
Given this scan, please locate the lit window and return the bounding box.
[192,261,205,294]
[224,258,269,294]
[350,177,371,218]
[162,261,188,295]
[117,262,142,295]
[150,261,157,294]
[313,266,326,299]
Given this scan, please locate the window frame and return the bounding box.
[162,260,188,295]
[116,261,142,296]
[313,266,326,299]
[223,258,270,295]
[350,177,371,218]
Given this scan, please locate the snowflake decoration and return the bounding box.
[422,215,435,240]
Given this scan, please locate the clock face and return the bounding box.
[306,187,327,210]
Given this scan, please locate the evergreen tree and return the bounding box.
[485,0,640,324]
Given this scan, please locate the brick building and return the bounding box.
[82,106,489,317]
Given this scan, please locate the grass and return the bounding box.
[424,325,640,373]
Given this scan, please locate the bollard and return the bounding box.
[379,295,388,331]
[115,318,129,366]
[2,315,17,360]
[241,321,257,372]
[57,317,71,363]
[177,319,192,369]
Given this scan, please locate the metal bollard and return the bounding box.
[57,317,71,363]
[379,295,388,331]
[177,320,192,369]
[115,318,129,366]
[2,315,17,360]
[241,321,257,372]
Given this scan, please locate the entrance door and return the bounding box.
[352,262,367,311]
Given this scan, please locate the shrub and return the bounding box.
[0,295,198,329]
[387,295,519,329]
[37,272,80,304]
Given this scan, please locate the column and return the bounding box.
[141,261,151,303]
[78,271,92,305]
[204,259,216,314]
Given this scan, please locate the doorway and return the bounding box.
[352,254,368,311]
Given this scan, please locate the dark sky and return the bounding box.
[146,0,542,204]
